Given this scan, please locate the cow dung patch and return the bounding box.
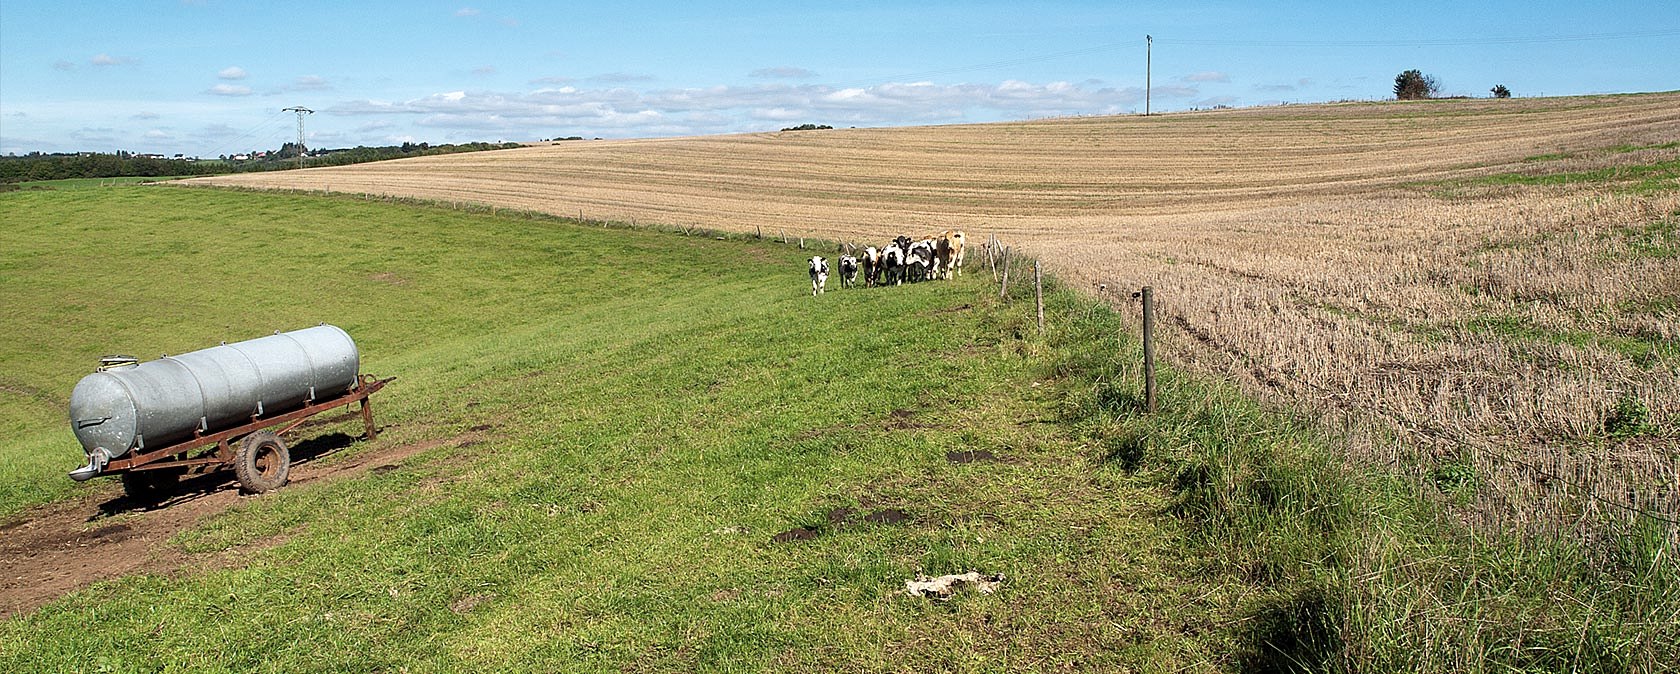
[886,408,931,430]
[862,508,910,525]
[826,507,911,526]
[946,449,998,464]
[771,526,819,543]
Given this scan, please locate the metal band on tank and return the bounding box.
[278,331,318,403]
[161,356,212,432]
[227,341,268,417]
[106,371,143,452]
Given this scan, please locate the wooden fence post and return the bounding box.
[999,247,1013,299]
[1035,260,1044,334]
[1142,286,1156,413]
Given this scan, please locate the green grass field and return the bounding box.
[2,184,1673,672]
[0,185,1238,671]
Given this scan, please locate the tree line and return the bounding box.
[1394,69,1512,100]
[1,141,525,184]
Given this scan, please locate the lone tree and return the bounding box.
[1394,69,1440,100]
[1491,84,1512,98]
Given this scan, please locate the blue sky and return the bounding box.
[2,1,1676,157]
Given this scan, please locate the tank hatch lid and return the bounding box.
[97,355,139,371]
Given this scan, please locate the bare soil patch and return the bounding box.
[0,431,460,619]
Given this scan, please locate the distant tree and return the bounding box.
[780,123,833,132]
[1491,84,1512,99]
[1393,69,1440,100]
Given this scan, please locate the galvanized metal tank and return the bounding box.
[68,325,359,478]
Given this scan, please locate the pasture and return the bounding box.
[4,185,1247,670]
[193,93,1680,550]
[1,95,1674,671]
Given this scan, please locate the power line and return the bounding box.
[830,28,1680,90]
[206,109,289,160]
[1156,28,1680,48]
[282,107,315,170]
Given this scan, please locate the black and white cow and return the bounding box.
[907,238,937,282]
[881,244,906,286]
[809,256,829,296]
[838,255,859,289]
[892,235,913,257]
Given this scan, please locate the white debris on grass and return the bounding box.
[903,571,1004,599]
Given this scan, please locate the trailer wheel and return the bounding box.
[121,468,182,502]
[235,430,291,493]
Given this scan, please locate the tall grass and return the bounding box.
[1020,270,1679,672]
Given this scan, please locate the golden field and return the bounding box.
[191,92,1680,543]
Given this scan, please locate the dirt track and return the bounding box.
[0,432,447,619]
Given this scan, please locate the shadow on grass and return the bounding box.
[90,432,359,519]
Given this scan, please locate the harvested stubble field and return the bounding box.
[194,92,1680,546]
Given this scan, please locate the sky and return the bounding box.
[2,1,1677,158]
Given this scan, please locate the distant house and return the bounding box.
[232,154,250,161]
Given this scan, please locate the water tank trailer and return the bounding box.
[67,324,391,496]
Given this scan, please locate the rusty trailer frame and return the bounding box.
[107,374,393,481]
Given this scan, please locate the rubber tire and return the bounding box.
[235,430,291,493]
[121,468,181,501]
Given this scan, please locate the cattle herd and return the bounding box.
[809,230,967,296]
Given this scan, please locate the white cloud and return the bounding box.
[1181,71,1229,83]
[473,65,497,77]
[207,84,253,96]
[1191,95,1239,107]
[292,75,332,91]
[590,72,655,84]
[52,60,76,71]
[531,76,574,85]
[71,127,118,143]
[218,66,248,80]
[455,7,480,17]
[90,53,134,66]
[325,78,1181,139]
[132,111,161,120]
[750,67,817,79]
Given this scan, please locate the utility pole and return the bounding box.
[282,106,313,169]
[1145,35,1152,116]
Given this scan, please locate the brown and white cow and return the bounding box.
[933,229,966,280]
